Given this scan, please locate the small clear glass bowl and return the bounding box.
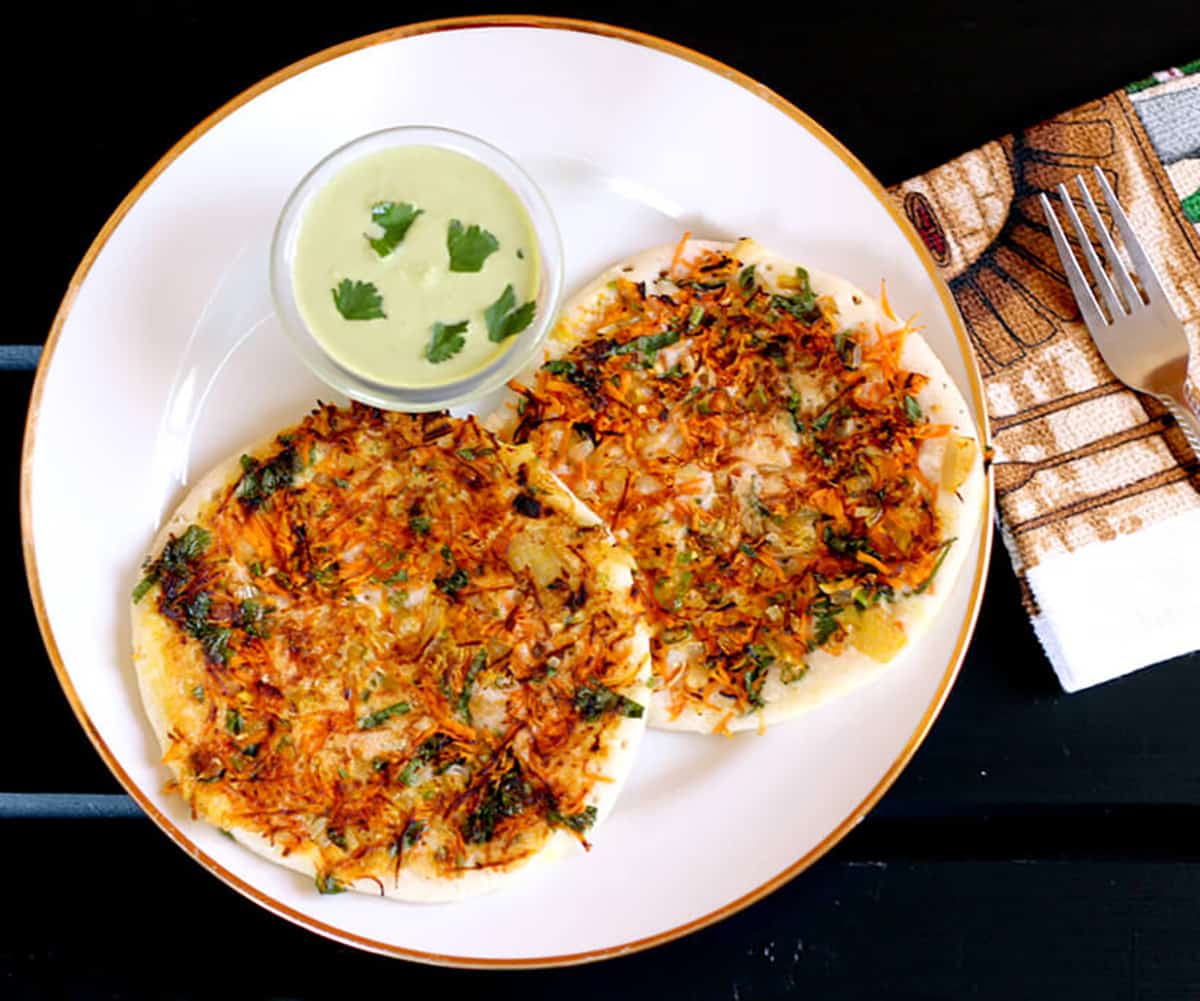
[269,125,563,412]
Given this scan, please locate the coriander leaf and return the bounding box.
[425,320,469,363]
[823,525,858,555]
[131,575,155,604]
[463,765,531,844]
[435,567,470,596]
[548,804,597,834]
[446,220,499,272]
[458,648,486,723]
[738,264,757,291]
[315,873,346,894]
[409,513,432,535]
[769,269,820,322]
[143,522,211,602]
[812,607,840,646]
[786,393,804,433]
[180,590,231,666]
[239,600,270,639]
[483,283,536,342]
[331,279,385,321]
[744,644,774,709]
[543,359,576,377]
[235,445,297,510]
[573,683,645,722]
[904,394,924,422]
[790,267,818,316]
[500,302,536,341]
[183,591,210,634]
[357,701,411,730]
[813,615,839,646]
[366,201,422,257]
[484,283,514,332]
[173,525,211,562]
[400,734,452,786]
[203,629,232,664]
[611,328,680,358]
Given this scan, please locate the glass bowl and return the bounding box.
[270,125,563,412]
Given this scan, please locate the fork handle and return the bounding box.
[1159,391,1200,462]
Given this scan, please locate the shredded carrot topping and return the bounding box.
[135,406,645,890]
[507,244,948,721]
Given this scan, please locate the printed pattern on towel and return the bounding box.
[888,68,1200,615]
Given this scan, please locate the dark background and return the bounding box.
[6,3,1199,998]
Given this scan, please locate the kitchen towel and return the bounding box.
[887,61,1200,691]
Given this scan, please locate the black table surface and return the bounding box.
[8,3,1199,998]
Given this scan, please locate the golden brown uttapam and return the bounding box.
[489,238,985,733]
[132,404,651,899]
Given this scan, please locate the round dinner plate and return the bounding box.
[23,17,993,967]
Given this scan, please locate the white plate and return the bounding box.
[23,17,993,967]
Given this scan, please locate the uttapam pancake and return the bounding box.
[131,404,651,900]
[489,238,985,734]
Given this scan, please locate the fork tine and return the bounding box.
[1075,175,1142,313]
[1092,166,1172,307]
[1056,182,1126,320]
[1040,193,1108,331]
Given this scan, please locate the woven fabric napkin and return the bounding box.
[887,62,1200,691]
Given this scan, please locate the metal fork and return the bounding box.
[1039,166,1200,458]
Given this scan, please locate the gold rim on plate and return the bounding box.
[20,14,995,968]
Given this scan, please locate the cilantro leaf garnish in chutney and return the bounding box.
[291,145,539,388]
